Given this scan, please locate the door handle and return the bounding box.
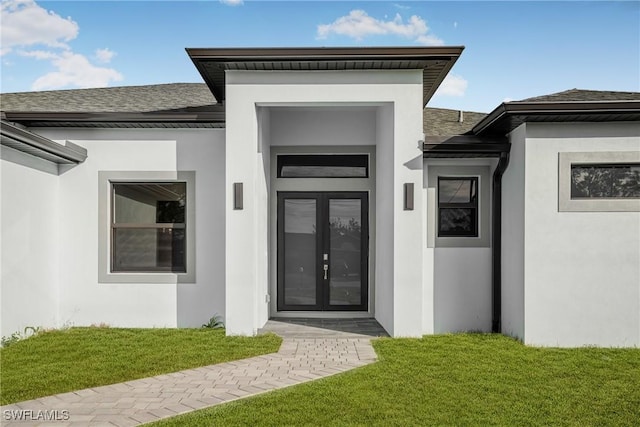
[323,253,329,279]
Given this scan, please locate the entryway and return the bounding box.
[260,318,388,338]
[277,192,369,311]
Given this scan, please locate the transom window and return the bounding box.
[438,177,478,237]
[277,154,368,178]
[571,163,640,199]
[111,182,187,273]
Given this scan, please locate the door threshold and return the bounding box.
[272,311,373,319]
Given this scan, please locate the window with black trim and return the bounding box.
[570,163,640,199]
[438,177,478,237]
[277,154,368,178]
[111,182,187,273]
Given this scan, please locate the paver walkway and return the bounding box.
[1,320,384,426]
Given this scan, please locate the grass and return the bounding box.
[153,334,640,426]
[0,327,281,405]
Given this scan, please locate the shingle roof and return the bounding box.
[473,89,640,136]
[520,88,640,103]
[423,107,487,136]
[0,83,217,113]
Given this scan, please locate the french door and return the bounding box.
[277,192,369,311]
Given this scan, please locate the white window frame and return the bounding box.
[98,171,196,283]
[558,151,640,212]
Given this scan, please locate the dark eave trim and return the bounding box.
[473,100,640,136]
[186,46,464,106]
[1,120,87,164]
[3,110,226,125]
[186,46,466,60]
[423,135,510,158]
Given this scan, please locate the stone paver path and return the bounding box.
[1,337,378,426]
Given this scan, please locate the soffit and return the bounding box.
[187,47,464,106]
[474,101,640,136]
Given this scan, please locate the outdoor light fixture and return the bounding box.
[233,182,243,210]
[404,183,414,210]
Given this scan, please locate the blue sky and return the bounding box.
[1,0,638,112]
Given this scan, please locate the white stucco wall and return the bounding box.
[225,70,425,336]
[375,104,395,334]
[501,124,526,340]
[256,108,271,328]
[270,108,376,146]
[1,151,60,337]
[424,159,495,333]
[6,128,226,330]
[523,122,640,347]
[433,248,492,333]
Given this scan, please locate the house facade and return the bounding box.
[1,47,639,347]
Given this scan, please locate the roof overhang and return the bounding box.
[1,119,87,164]
[473,100,640,136]
[186,46,464,106]
[423,135,510,158]
[3,109,226,128]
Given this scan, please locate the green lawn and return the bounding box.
[153,334,640,426]
[0,327,281,405]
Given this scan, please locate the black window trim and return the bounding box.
[277,154,369,178]
[569,162,640,200]
[437,176,479,238]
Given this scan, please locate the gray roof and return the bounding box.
[423,107,487,136]
[4,84,636,136]
[520,88,640,103]
[0,83,217,113]
[474,89,640,136]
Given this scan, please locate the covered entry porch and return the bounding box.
[185,46,464,337]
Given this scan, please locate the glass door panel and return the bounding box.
[328,199,362,306]
[282,198,317,307]
[277,192,368,311]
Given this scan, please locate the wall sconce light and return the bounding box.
[233,182,243,210]
[404,183,414,211]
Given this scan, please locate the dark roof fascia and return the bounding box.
[1,120,87,164]
[186,46,464,106]
[423,135,510,158]
[3,110,226,126]
[473,100,640,136]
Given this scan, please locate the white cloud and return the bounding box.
[95,48,115,63]
[3,1,123,90]
[393,3,410,10]
[317,10,443,46]
[220,0,243,5]
[434,74,468,97]
[1,0,78,55]
[17,49,57,60]
[503,97,513,103]
[22,50,123,90]
[415,34,444,46]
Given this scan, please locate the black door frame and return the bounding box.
[277,191,369,311]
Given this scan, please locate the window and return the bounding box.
[277,154,368,178]
[111,183,186,272]
[98,171,196,283]
[570,164,640,199]
[427,165,489,248]
[559,152,640,212]
[438,177,478,237]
